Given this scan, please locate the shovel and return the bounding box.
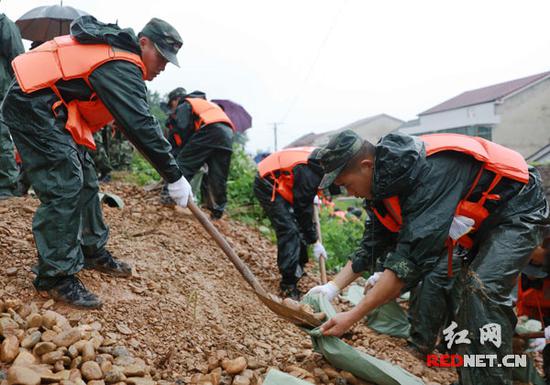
[313,204,328,284]
[187,201,323,328]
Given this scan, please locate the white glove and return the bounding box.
[313,195,321,205]
[313,242,327,261]
[306,281,340,301]
[544,326,550,340]
[530,338,547,352]
[365,271,382,293]
[167,176,192,207]
[449,215,475,240]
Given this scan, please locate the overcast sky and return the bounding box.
[3,0,550,153]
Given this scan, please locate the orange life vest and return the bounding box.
[185,98,236,132]
[517,275,550,321]
[11,35,147,150]
[372,133,530,276]
[258,147,316,204]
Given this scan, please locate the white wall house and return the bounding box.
[399,71,550,157]
[286,114,403,148]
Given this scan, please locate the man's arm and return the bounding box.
[174,102,196,146]
[292,164,321,244]
[89,61,182,183]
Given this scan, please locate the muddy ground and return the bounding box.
[1,182,465,384]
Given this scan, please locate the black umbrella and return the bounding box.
[16,4,89,42]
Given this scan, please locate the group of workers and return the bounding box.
[1,10,549,385]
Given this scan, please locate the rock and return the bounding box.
[67,345,78,359]
[41,370,70,383]
[210,368,222,385]
[68,370,81,382]
[96,354,114,365]
[41,330,57,342]
[41,350,64,365]
[122,365,145,377]
[104,369,126,384]
[99,361,112,375]
[207,355,219,372]
[126,378,155,385]
[70,357,82,370]
[81,341,95,362]
[41,311,58,329]
[0,318,18,337]
[112,346,130,358]
[88,381,106,385]
[340,371,360,385]
[91,336,104,350]
[322,367,339,379]
[115,324,132,336]
[52,329,81,348]
[42,300,55,310]
[113,356,135,367]
[1,335,20,363]
[13,350,38,367]
[312,368,329,384]
[221,357,247,375]
[25,314,42,329]
[7,366,40,385]
[81,361,103,381]
[33,342,56,356]
[59,381,76,385]
[54,360,65,372]
[231,376,249,385]
[21,332,41,349]
[5,268,17,277]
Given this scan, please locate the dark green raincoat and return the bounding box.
[0,13,24,197]
[1,16,181,290]
[348,132,548,385]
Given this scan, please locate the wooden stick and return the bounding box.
[187,201,268,296]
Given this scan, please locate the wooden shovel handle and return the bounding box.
[313,204,328,284]
[187,201,267,296]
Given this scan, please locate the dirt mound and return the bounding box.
[0,182,457,384]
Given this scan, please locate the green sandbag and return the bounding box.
[344,285,410,338]
[301,293,424,385]
[263,369,314,385]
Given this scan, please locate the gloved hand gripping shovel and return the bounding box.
[187,201,324,328]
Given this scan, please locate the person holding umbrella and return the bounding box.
[2,15,192,308]
[0,12,24,199]
[160,88,236,219]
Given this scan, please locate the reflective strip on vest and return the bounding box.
[257,147,316,204]
[11,35,147,150]
[185,98,236,132]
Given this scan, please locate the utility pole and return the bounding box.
[270,122,283,151]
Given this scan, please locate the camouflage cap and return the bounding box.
[140,18,183,67]
[168,87,187,102]
[316,129,364,189]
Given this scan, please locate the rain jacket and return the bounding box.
[348,132,531,290]
[0,13,24,99]
[168,90,233,151]
[2,16,181,183]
